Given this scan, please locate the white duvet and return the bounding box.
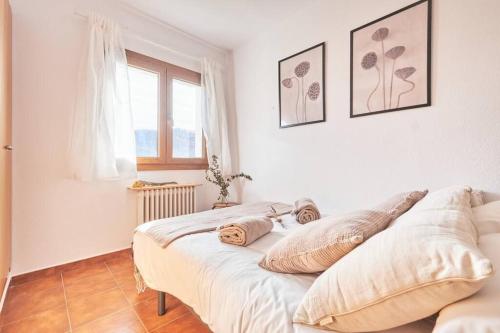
[133,215,435,333]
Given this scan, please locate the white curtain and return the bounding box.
[201,58,232,175]
[69,13,136,181]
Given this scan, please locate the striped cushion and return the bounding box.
[374,190,429,219]
[259,190,427,273]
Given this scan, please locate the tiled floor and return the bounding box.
[0,249,212,333]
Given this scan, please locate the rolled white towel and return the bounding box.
[218,216,273,246]
[293,198,320,224]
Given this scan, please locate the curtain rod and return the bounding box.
[73,11,203,63]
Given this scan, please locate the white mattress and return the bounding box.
[133,215,435,333]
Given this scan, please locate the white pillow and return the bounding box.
[472,200,500,236]
[433,233,500,333]
[293,186,493,332]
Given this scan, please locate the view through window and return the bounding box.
[172,79,203,159]
[128,66,159,158]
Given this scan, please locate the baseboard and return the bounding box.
[0,273,12,313]
[11,246,132,280]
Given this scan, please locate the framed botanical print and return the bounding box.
[279,42,325,128]
[350,0,431,118]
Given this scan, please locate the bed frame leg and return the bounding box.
[158,291,167,316]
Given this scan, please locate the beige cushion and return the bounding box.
[472,200,500,236]
[259,191,427,274]
[433,233,500,333]
[373,190,428,219]
[294,186,494,332]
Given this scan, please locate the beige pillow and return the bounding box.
[259,190,427,274]
[294,186,494,332]
[433,233,500,333]
[373,190,428,219]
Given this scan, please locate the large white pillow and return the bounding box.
[433,233,500,333]
[293,186,493,332]
[472,200,500,236]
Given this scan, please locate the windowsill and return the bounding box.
[137,163,209,171]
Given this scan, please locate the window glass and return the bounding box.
[172,79,203,158]
[128,66,159,158]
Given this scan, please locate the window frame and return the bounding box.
[126,50,208,171]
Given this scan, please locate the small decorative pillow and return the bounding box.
[472,200,500,236]
[293,186,493,332]
[259,190,427,273]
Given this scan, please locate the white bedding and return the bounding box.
[133,215,435,333]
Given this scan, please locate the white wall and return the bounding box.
[233,0,500,212]
[11,0,231,275]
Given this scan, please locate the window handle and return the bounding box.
[3,145,12,151]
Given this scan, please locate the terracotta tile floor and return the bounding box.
[0,249,212,333]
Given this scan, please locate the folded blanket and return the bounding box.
[135,201,293,248]
[292,198,320,224]
[218,216,273,246]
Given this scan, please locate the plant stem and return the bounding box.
[293,77,300,123]
[381,40,386,110]
[303,90,308,122]
[389,59,396,109]
[396,79,415,108]
[367,65,381,112]
[301,77,305,122]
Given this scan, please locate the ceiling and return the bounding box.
[119,0,304,50]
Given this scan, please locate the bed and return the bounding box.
[133,213,436,333]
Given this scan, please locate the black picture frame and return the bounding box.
[279,42,326,128]
[350,0,432,118]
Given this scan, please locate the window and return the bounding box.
[172,79,203,158]
[126,50,208,170]
[129,66,159,158]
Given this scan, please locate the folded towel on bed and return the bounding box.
[218,216,273,246]
[292,198,320,224]
[135,201,293,248]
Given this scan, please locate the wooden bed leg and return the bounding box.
[158,291,167,316]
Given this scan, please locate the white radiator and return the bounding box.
[130,184,200,225]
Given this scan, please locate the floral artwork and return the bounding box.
[279,43,325,128]
[350,0,431,117]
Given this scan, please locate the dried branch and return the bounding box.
[205,155,253,202]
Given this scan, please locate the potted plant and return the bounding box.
[205,155,252,206]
